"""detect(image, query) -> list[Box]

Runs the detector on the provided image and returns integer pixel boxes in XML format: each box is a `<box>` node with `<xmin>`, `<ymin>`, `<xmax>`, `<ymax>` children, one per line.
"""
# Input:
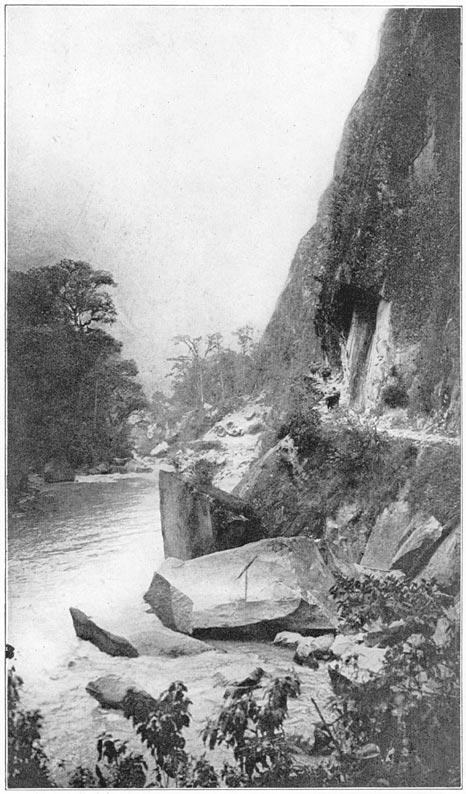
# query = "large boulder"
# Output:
<box><xmin>159</xmin><ymin>470</ymin><xmax>216</xmax><ymax>559</ymax></box>
<box><xmin>70</xmin><ymin>608</ymin><xmax>139</xmax><ymax>658</ymax></box>
<box><xmin>144</xmin><ymin>537</ymin><xmax>337</xmax><ymax>637</ymax></box>
<box><xmin>415</xmin><ymin>525</ymin><xmax>460</xmax><ymax>592</ymax></box>
<box><xmin>159</xmin><ymin>470</ymin><xmax>263</xmax><ymax>560</ymax></box>
<box><xmin>43</xmin><ymin>460</ymin><xmax>75</xmax><ymax>483</ymax></box>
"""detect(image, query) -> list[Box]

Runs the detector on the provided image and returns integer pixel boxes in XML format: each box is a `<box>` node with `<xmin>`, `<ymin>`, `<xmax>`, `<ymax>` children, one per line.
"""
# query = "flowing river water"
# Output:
<box><xmin>8</xmin><ymin>472</ymin><xmax>332</xmax><ymax>783</ymax></box>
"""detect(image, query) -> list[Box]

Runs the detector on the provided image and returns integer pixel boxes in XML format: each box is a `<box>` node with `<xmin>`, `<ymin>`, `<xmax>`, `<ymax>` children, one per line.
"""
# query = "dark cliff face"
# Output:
<box><xmin>259</xmin><ymin>9</ymin><xmax>460</xmax><ymax>427</ymax></box>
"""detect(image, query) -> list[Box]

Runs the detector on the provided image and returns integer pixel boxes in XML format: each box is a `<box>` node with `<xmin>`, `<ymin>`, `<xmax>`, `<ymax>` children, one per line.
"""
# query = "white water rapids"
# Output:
<box><xmin>8</xmin><ymin>472</ymin><xmax>331</xmax><ymax>784</ymax></box>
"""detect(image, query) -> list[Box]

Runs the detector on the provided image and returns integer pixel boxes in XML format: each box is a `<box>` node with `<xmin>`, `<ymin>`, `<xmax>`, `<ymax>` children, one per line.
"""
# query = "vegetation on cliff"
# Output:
<box><xmin>259</xmin><ymin>9</ymin><xmax>460</xmax><ymax>426</ymax></box>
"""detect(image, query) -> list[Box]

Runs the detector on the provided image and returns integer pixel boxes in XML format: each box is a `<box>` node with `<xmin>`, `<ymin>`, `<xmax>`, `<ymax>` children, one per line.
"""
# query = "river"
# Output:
<box><xmin>8</xmin><ymin>472</ymin><xmax>332</xmax><ymax>783</ymax></box>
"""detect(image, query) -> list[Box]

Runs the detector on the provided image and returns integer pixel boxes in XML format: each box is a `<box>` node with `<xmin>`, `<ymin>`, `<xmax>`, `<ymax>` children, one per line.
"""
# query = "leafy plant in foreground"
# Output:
<box><xmin>202</xmin><ymin>671</ymin><xmax>306</xmax><ymax>786</ymax></box>
<box><xmin>8</xmin><ymin>667</ymin><xmax>54</xmax><ymax>788</ymax></box>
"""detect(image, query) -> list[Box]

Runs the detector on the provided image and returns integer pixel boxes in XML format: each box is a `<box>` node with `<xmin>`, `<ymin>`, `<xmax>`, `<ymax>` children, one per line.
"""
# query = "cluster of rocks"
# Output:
<box><xmin>68</xmin><ymin>428</ymin><xmax>458</xmax><ymax>747</ymax></box>
<box><xmin>82</xmin><ymin>458</ymin><xmax>153</xmax><ymax>476</ymax></box>
<box><xmin>42</xmin><ymin>456</ymin><xmax>154</xmax><ymax>483</ymax></box>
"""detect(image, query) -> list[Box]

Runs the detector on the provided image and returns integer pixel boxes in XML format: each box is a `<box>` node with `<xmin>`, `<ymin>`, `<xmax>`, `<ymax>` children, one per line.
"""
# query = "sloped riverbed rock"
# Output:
<box><xmin>361</xmin><ymin>504</ymin><xmax>445</xmax><ymax>574</ymax></box>
<box><xmin>70</xmin><ymin>608</ymin><xmax>139</xmax><ymax>658</ymax></box>
<box><xmin>391</xmin><ymin>513</ymin><xmax>443</xmax><ymax>575</ymax></box>
<box><xmin>86</xmin><ymin>675</ymin><xmax>152</xmax><ymax>710</ymax></box>
<box><xmin>144</xmin><ymin>537</ymin><xmax>337</xmax><ymax>637</ymax></box>
<box><xmin>360</xmin><ymin>500</ymin><xmax>412</xmax><ymax>570</ymax></box>
<box><xmin>415</xmin><ymin>524</ymin><xmax>460</xmax><ymax>592</ymax></box>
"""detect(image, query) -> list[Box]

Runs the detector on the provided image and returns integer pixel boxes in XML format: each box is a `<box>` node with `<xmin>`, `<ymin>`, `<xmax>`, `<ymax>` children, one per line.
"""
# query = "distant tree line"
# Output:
<box><xmin>166</xmin><ymin>325</ymin><xmax>258</xmax><ymax>410</ymax></box>
<box><xmin>8</xmin><ymin>260</ymin><xmax>146</xmax><ymax>497</ymax></box>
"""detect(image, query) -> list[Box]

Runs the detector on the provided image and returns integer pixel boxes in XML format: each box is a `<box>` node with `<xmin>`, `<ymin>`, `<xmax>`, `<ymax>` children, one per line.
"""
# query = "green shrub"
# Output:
<box><xmin>191</xmin><ymin>458</ymin><xmax>216</xmax><ymax>489</ymax></box>
<box><xmin>248</xmin><ymin>421</ymin><xmax>265</xmax><ymax>434</ymax></box>
<box><xmin>8</xmin><ymin>667</ymin><xmax>54</xmax><ymax>788</ymax></box>
<box><xmin>311</xmin><ymin>575</ymin><xmax>461</xmax><ymax>787</ymax></box>
<box><xmin>194</xmin><ymin>439</ymin><xmax>224</xmax><ymax>452</ymax></box>
<box><xmin>380</xmin><ymin>382</ymin><xmax>409</xmax><ymax>408</ymax></box>
<box><xmin>276</xmin><ymin>405</ymin><xmax>322</xmax><ymax>457</ymax></box>
<box><xmin>408</xmin><ymin>444</ymin><xmax>461</xmax><ymax>526</ymax></box>
<box><xmin>330</xmin><ymin>571</ymin><xmax>451</xmax><ymax>632</ymax></box>
<box><xmin>202</xmin><ymin>670</ymin><xmax>311</xmax><ymax>787</ymax></box>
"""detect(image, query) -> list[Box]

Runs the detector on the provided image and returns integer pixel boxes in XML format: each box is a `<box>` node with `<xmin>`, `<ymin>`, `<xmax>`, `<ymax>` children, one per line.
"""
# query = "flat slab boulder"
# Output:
<box><xmin>144</xmin><ymin>537</ymin><xmax>337</xmax><ymax>636</ymax></box>
<box><xmin>70</xmin><ymin>608</ymin><xmax>139</xmax><ymax>658</ymax></box>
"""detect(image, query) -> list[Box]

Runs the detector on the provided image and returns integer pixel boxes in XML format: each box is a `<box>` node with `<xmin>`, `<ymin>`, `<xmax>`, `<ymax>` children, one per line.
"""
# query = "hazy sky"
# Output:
<box><xmin>7</xmin><ymin>6</ymin><xmax>386</xmax><ymax>392</ymax></box>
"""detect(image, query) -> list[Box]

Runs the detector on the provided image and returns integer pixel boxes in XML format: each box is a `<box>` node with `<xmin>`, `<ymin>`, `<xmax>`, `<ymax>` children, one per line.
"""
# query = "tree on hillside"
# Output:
<box><xmin>8</xmin><ymin>261</ymin><xmax>145</xmax><ymax>496</ymax></box>
<box><xmin>233</xmin><ymin>324</ymin><xmax>256</xmax><ymax>357</ymax></box>
<box><xmin>167</xmin><ymin>334</ymin><xmax>220</xmax><ymax>408</ymax></box>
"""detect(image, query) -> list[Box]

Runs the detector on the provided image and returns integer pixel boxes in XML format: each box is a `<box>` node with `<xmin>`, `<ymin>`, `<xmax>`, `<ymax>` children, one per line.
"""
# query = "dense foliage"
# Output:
<box><xmin>8</xmin><ymin>667</ymin><xmax>54</xmax><ymax>788</ymax></box>
<box><xmin>247</xmin><ymin>396</ymin><xmax>418</xmax><ymax>542</ymax></box>
<box><xmin>66</xmin><ymin>673</ymin><xmax>305</xmax><ymax>788</ymax></box>
<box><xmin>8</xmin><ymin>260</ymin><xmax>146</xmax><ymax>497</ymax></box>
<box><xmin>311</xmin><ymin>573</ymin><xmax>461</xmax><ymax>787</ymax></box>
<box><xmin>9</xmin><ymin>571</ymin><xmax>461</xmax><ymax>790</ymax></box>
<box><xmin>330</xmin><ymin>571</ymin><xmax>450</xmax><ymax>632</ymax></box>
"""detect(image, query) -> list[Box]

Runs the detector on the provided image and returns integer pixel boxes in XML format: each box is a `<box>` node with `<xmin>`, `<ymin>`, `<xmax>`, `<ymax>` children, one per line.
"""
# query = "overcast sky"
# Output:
<box><xmin>7</xmin><ymin>6</ymin><xmax>387</xmax><ymax>392</ymax></box>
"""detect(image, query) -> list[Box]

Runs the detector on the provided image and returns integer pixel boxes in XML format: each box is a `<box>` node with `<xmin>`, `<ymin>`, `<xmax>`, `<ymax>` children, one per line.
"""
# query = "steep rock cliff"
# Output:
<box><xmin>237</xmin><ymin>9</ymin><xmax>460</xmax><ymax>590</ymax></box>
<box><xmin>259</xmin><ymin>9</ymin><xmax>460</xmax><ymax>430</ymax></box>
